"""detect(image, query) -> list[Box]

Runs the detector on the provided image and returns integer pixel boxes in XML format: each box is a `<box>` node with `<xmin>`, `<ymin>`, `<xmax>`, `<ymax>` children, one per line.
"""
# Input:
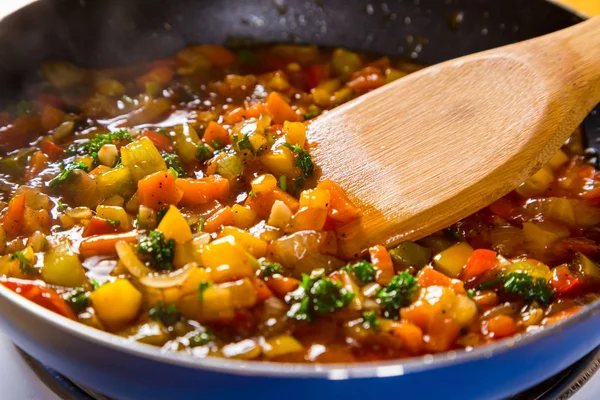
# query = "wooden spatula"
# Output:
<box><xmin>308</xmin><ymin>16</ymin><xmax>600</xmax><ymax>258</ymax></box>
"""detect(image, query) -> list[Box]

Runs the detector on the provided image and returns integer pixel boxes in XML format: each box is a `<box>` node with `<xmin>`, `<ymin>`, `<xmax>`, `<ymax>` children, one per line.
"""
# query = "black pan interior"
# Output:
<box><xmin>0</xmin><ymin>0</ymin><xmax>596</xmax><ymax>148</ymax></box>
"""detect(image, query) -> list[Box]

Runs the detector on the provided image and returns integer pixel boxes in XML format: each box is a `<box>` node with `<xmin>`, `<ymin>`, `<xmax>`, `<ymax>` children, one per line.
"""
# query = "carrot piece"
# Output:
<box><xmin>266</xmin><ymin>92</ymin><xmax>300</xmax><ymax>124</ymax></box>
<box><xmin>462</xmin><ymin>249</ymin><xmax>498</xmax><ymax>281</ymax></box>
<box><xmin>4</xmin><ymin>193</ymin><xmax>26</xmax><ymax>236</ymax></box>
<box><xmin>89</xmin><ymin>165</ymin><xmax>111</xmax><ymax>176</ymax></box>
<box><xmin>254</xmin><ymin>279</ymin><xmax>273</xmax><ymax>302</ymax></box>
<box><xmin>388</xmin><ymin>321</ymin><xmax>423</xmax><ymax>354</ymax></box>
<box><xmin>202</xmin><ymin>121</ymin><xmax>231</xmax><ymax>147</ymax></box>
<box><xmin>79</xmin><ymin>231</ymin><xmax>138</xmax><ymax>258</ymax></box>
<box><xmin>39</xmin><ymin>140</ymin><xmax>64</xmax><ymax>161</ymax></box>
<box><xmin>204</xmin><ymin>206</ymin><xmax>235</xmax><ymax>233</ymax></box>
<box><xmin>417</xmin><ymin>266</ymin><xmax>465</xmax><ymax>294</ymax></box>
<box><xmin>1</xmin><ymin>278</ymin><xmax>76</xmax><ymax>320</ymax></box>
<box><xmin>176</xmin><ymin>176</ymin><xmax>230</xmax><ymax>206</ymax></box>
<box><xmin>138</xmin><ymin>130</ymin><xmax>172</xmax><ymax>152</ymax></box>
<box><xmin>488</xmin><ymin>197</ymin><xmax>514</xmax><ymax>219</ymax></box>
<box><xmin>136</xmin><ymin>66</ymin><xmax>174</xmax><ymax>88</ymax></box>
<box><xmin>25</xmin><ymin>151</ymin><xmax>49</xmax><ymax>180</ymax></box>
<box><xmin>198</xmin><ymin>45</ymin><xmax>236</xmax><ymax>68</ymax></box>
<box><xmin>82</xmin><ymin>217</ymin><xmax>120</xmax><ymax>237</ymax></box>
<box><xmin>40</xmin><ymin>104</ymin><xmax>65</xmax><ymax>131</ymax></box>
<box><xmin>265</xmin><ymin>276</ymin><xmax>300</xmax><ymax>298</ymax></box>
<box><xmin>245</xmin><ymin>103</ymin><xmax>267</xmax><ymax>119</ymax></box>
<box><xmin>543</xmin><ymin>307</ymin><xmax>581</xmax><ymax>326</ymax></box>
<box><xmin>223</xmin><ymin>107</ymin><xmax>246</xmax><ymax>125</ymax></box>
<box><xmin>138</xmin><ymin>171</ymin><xmax>183</xmax><ymax>211</ymax></box>
<box><xmin>245</xmin><ymin>188</ymin><xmax>300</xmax><ymax>219</ymax></box>
<box><xmin>551</xmin><ymin>265</ymin><xmax>582</xmax><ymax>295</ymax></box>
<box><xmin>369</xmin><ymin>245</ymin><xmax>395</xmax><ymax>285</ymax></box>
<box><xmin>316</xmin><ymin>179</ymin><xmax>361</xmax><ymax>223</ymax></box>
<box><xmin>482</xmin><ymin>315</ymin><xmax>518</xmax><ymax>339</ymax></box>
<box><xmin>426</xmin><ymin>318</ymin><xmax>461</xmax><ymax>352</ymax></box>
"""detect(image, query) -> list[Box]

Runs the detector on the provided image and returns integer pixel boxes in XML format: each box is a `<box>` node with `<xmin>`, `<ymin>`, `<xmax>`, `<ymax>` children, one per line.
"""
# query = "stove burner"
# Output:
<box><xmin>16</xmin><ymin>346</ymin><xmax>600</xmax><ymax>400</ymax></box>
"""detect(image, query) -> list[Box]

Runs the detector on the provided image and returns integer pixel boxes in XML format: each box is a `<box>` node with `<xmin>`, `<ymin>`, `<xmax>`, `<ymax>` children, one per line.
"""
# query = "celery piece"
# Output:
<box><xmin>171</xmin><ymin>124</ymin><xmax>201</xmax><ymax>164</ymax></box>
<box><xmin>389</xmin><ymin>241</ymin><xmax>432</xmax><ymax>270</ymax></box>
<box><xmin>121</xmin><ymin>137</ymin><xmax>167</xmax><ymax>181</ymax></box>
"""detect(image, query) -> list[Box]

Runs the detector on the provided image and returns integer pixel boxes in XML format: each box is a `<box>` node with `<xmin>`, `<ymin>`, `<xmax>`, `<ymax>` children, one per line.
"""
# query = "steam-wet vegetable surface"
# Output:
<box><xmin>1</xmin><ymin>44</ymin><xmax>600</xmax><ymax>363</ymax></box>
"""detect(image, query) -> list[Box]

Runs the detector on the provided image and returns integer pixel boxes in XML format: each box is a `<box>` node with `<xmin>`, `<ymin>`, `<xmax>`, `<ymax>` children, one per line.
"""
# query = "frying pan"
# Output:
<box><xmin>0</xmin><ymin>1</ymin><xmax>598</xmax><ymax>399</ymax></box>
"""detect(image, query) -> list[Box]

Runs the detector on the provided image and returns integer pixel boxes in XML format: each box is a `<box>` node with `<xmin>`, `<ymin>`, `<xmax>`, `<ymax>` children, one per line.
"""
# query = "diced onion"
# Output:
<box><xmin>139</xmin><ymin>262</ymin><xmax>197</xmax><ymax>288</ymax></box>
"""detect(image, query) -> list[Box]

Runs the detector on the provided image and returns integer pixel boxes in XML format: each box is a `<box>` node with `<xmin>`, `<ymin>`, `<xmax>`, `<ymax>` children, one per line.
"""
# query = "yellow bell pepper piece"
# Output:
<box><xmin>201</xmin><ymin>236</ymin><xmax>253</xmax><ymax>283</ymax></box>
<box><xmin>231</xmin><ymin>204</ymin><xmax>257</xmax><ymax>229</ymax></box>
<box><xmin>219</xmin><ymin>227</ymin><xmax>268</xmax><ymax>258</ymax></box>
<box><xmin>90</xmin><ymin>279</ymin><xmax>142</xmax><ymax>330</ymax></box>
<box><xmin>157</xmin><ymin>205</ymin><xmax>192</xmax><ymax>243</ymax></box>
<box><xmin>433</xmin><ymin>242</ymin><xmax>474</xmax><ymax>278</ymax></box>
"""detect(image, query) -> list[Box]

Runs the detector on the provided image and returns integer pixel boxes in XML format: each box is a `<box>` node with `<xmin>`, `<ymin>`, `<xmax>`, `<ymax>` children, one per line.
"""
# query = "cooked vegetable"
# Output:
<box><xmin>377</xmin><ymin>272</ymin><xmax>419</xmax><ymax>319</ymax></box>
<box><xmin>137</xmin><ymin>230</ymin><xmax>176</xmax><ymax>272</ymax></box>
<box><xmin>1</xmin><ymin>43</ymin><xmax>599</xmax><ymax>363</ymax></box>
<box><xmin>285</xmin><ymin>272</ymin><xmax>355</xmax><ymax>321</ymax></box>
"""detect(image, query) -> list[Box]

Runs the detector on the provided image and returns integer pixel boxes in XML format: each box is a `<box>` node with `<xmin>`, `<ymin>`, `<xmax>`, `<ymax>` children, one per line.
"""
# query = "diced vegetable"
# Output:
<box><xmin>96</xmin><ymin>205</ymin><xmax>131</xmax><ymax>230</ymax></box>
<box><xmin>201</xmin><ymin>237</ymin><xmax>253</xmax><ymax>283</ymax></box>
<box><xmin>138</xmin><ymin>171</ymin><xmax>183</xmax><ymax>211</ymax></box>
<box><xmin>170</xmin><ymin>124</ymin><xmax>202</xmax><ymax>164</ymax></box>
<box><xmin>42</xmin><ymin>242</ymin><xmax>86</xmax><ymax>287</ymax></box>
<box><xmin>389</xmin><ymin>241</ymin><xmax>431</xmax><ymax>269</ymax></box>
<box><xmin>90</xmin><ymin>279</ymin><xmax>142</xmax><ymax>330</ymax></box>
<box><xmin>433</xmin><ymin>242</ymin><xmax>474</xmax><ymax>278</ymax></box>
<box><xmin>262</xmin><ymin>335</ymin><xmax>304</xmax><ymax>358</ymax></box>
<box><xmin>219</xmin><ymin>227</ymin><xmax>267</xmax><ymax>258</ymax></box>
<box><xmin>176</xmin><ymin>176</ymin><xmax>230</xmax><ymax>206</ymax></box>
<box><xmin>156</xmin><ymin>205</ymin><xmax>192</xmax><ymax>244</ymax></box>
<box><xmin>462</xmin><ymin>249</ymin><xmax>498</xmax><ymax>281</ymax></box>
<box><xmin>121</xmin><ymin>137</ymin><xmax>167</xmax><ymax>181</ymax></box>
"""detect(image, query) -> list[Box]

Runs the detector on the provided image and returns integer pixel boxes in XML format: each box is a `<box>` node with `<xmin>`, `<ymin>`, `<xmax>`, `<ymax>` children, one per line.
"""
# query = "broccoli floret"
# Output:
<box><xmin>377</xmin><ymin>272</ymin><xmax>419</xmax><ymax>319</ymax></box>
<box><xmin>63</xmin><ymin>288</ymin><xmax>90</xmax><ymax>314</ymax></box>
<box><xmin>162</xmin><ymin>152</ymin><xmax>187</xmax><ymax>178</ymax></box>
<box><xmin>260</xmin><ymin>261</ymin><xmax>284</xmax><ymax>277</ymax></box>
<box><xmin>149</xmin><ymin>301</ymin><xmax>180</xmax><ymax>326</ymax></box>
<box><xmin>137</xmin><ymin>230</ymin><xmax>176</xmax><ymax>271</ymax></box>
<box><xmin>48</xmin><ymin>161</ymin><xmax>89</xmax><ymax>188</ymax></box>
<box><xmin>283</xmin><ymin>143</ymin><xmax>314</xmax><ymax>179</ymax></box>
<box><xmin>502</xmin><ymin>272</ymin><xmax>554</xmax><ymax>304</ymax></box>
<box><xmin>286</xmin><ymin>272</ymin><xmax>355</xmax><ymax>322</ymax></box>
<box><xmin>343</xmin><ymin>260</ymin><xmax>377</xmax><ymax>284</ymax></box>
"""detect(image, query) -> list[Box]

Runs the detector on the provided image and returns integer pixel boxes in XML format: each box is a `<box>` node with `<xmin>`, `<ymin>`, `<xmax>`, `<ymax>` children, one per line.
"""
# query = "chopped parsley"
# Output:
<box><xmin>10</xmin><ymin>251</ymin><xmax>35</xmax><ymax>274</ymax></box>
<box><xmin>212</xmin><ymin>139</ymin><xmax>223</xmax><ymax>150</ymax></box>
<box><xmin>136</xmin><ymin>230</ymin><xmax>176</xmax><ymax>271</ymax></box>
<box><xmin>377</xmin><ymin>272</ymin><xmax>419</xmax><ymax>320</ymax></box>
<box><xmin>149</xmin><ymin>302</ymin><xmax>180</xmax><ymax>326</ymax></box>
<box><xmin>260</xmin><ymin>261</ymin><xmax>284</xmax><ymax>277</ymax></box>
<box><xmin>48</xmin><ymin>161</ymin><xmax>89</xmax><ymax>188</ymax></box>
<box><xmin>278</xmin><ymin>175</ymin><xmax>287</xmax><ymax>192</ymax></box>
<box><xmin>156</xmin><ymin>207</ymin><xmax>168</xmax><ymax>224</ymax></box>
<box><xmin>91</xmin><ymin>279</ymin><xmax>102</xmax><ymax>289</ymax></box>
<box><xmin>63</xmin><ymin>288</ymin><xmax>90</xmax><ymax>314</ymax></box>
<box><xmin>283</xmin><ymin>143</ymin><xmax>315</xmax><ymax>179</ymax></box>
<box><xmin>502</xmin><ymin>272</ymin><xmax>554</xmax><ymax>304</ymax></box>
<box><xmin>188</xmin><ymin>330</ymin><xmax>215</xmax><ymax>347</ymax></box>
<box><xmin>106</xmin><ymin>219</ymin><xmax>120</xmax><ymax>226</ymax></box>
<box><xmin>286</xmin><ymin>272</ymin><xmax>355</xmax><ymax>322</ymax></box>
<box><xmin>235</xmin><ymin>133</ymin><xmax>253</xmax><ymax>152</ymax></box>
<box><xmin>343</xmin><ymin>260</ymin><xmax>377</xmax><ymax>284</ymax></box>
<box><xmin>56</xmin><ymin>200</ymin><xmax>65</xmax><ymax>211</ymax></box>
<box><xmin>198</xmin><ymin>281</ymin><xmax>212</xmax><ymax>302</ymax></box>
<box><xmin>362</xmin><ymin>311</ymin><xmax>380</xmax><ymax>331</ymax></box>
<box><xmin>67</xmin><ymin>129</ymin><xmax>132</xmax><ymax>160</ymax></box>
<box><xmin>162</xmin><ymin>152</ymin><xmax>187</xmax><ymax>178</ymax></box>
<box><xmin>196</xmin><ymin>143</ymin><xmax>212</xmax><ymax>162</ymax></box>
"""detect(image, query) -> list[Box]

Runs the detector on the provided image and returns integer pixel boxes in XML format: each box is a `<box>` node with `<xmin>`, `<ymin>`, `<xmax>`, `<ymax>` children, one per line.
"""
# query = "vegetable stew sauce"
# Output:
<box><xmin>1</xmin><ymin>44</ymin><xmax>600</xmax><ymax>363</ymax></box>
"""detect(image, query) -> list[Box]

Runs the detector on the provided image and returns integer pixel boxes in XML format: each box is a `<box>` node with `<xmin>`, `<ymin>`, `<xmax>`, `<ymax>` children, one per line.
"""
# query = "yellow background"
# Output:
<box><xmin>555</xmin><ymin>0</ymin><xmax>600</xmax><ymax>16</ymax></box>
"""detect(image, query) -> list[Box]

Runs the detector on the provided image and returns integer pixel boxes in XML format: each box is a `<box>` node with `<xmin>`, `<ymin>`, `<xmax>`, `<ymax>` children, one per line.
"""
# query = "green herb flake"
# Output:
<box><xmin>137</xmin><ymin>230</ymin><xmax>176</xmax><ymax>272</ymax></box>
<box><xmin>502</xmin><ymin>272</ymin><xmax>554</xmax><ymax>304</ymax></box>
<box><xmin>67</xmin><ymin>129</ymin><xmax>132</xmax><ymax>161</ymax></box>
<box><xmin>48</xmin><ymin>161</ymin><xmax>89</xmax><ymax>188</ymax></box>
<box><xmin>198</xmin><ymin>281</ymin><xmax>213</xmax><ymax>302</ymax></box>
<box><xmin>377</xmin><ymin>272</ymin><xmax>419</xmax><ymax>320</ymax></box>
<box><xmin>283</xmin><ymin>143</ymin><xmax>315</xmax><ymax>179</ymax></box>
<box><xmin>106</xmin><ymin>219</ymin><xmax>120</xmax><ymax>226</ymax></box>
<box><xmin>188</xmin><ymin>330</ymin><xmax>215</xmax><ymax>347</ymax></box>
<box><xmin>162</xmin><ymin>152</ymin><xmax>187</xmax><ymax>178</ymax></box>
<box><xmin>63</xmin><ymin>288</ymin><xmax>90</xmax><ymax>314</ymax></box>
<box><xmin>260</xmin><ymin>261</ymin><xmax>284</xmax><ymax>278</ymax></box>
<box><xmin>286</xmin><ymin>272</ymin><xmax>355</xmax><ymax>322</ymax></box>
<box><xmin>196</xmin><ymin>144</ymin><xmax>212</xmax><ymax>162</ymax></box>
<box><xmin>343</xmin><ymin>260</ymin><xmax>377</xmax><ymax>284</ymax></box>
<box><xmin>149</xmin><ymin>301</ymin><xmax>180</xmax><ymax>326</ymax></box>
<box><xmin>362</xmin><ymin>311</ymin><xmax>380</xmax><ymax>331</ymax></box>
<box><xmin>278</xmin><ymin>175</ymin><xmax>287</xmax><ymax>192</ymax></box>
<box><xmin>10</xmin><ymin>251</ymin><xmax>35</xmax><ymax>274</ymax></box>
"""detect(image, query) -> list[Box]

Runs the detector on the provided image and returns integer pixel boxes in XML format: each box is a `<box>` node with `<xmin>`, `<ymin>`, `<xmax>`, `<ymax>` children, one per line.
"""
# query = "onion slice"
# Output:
<box><xmin>139</xmin><ymin>262</ymin><xmax>197</xmax><ymax>288</ymax></box>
